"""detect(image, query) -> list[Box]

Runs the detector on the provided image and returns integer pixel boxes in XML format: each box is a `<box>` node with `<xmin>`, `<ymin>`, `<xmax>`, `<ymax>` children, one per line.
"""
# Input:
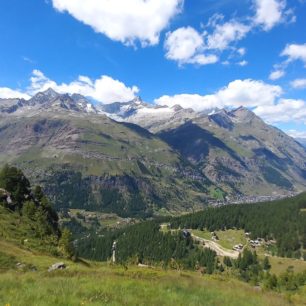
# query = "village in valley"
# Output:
<box><xmin>160</xmin><ymin>223</ymin><xmax>278</xmax><ymax>260</ymax></box>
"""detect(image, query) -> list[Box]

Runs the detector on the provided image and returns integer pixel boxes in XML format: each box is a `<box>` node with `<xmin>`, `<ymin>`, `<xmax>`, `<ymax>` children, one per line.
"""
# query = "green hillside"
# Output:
<box><xmin>0</xmin><ymin>239</ymin><xmax>305</xmax><ymax>306</ymax></box>
<box><xmin>1</xmin><ymin>240</ymin><xmax>306</xmax><ymax>306</ymax></box>
<box><xmin>0</xmin><ymin>167</ymin><xmax>306</xmax><ymax>305</ymax></box>
<box><xmin>0</xmin><ymin>165</ymin><xmax>71</xmax><ymax>257</ymax></box>
<box><xmin>0</xmin><ymin>113</ymin><xmax>213</xmax><ymax>217</ymax></box>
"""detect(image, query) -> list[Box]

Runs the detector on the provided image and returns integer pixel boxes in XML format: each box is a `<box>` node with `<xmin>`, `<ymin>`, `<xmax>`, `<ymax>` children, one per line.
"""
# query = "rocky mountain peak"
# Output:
<box><xmin>229</xmin><ymin>106</ymin><xmax>257</xmax><ymax>123</ymax></box>
<box><xmin>132</xmin><ymin>96</ymin><xmax>143</xmax><ymax>105</ymax></box>
<box><xmin>171</xmin><ymin>104</ymin><xmax>184</xmax><ymax>112</ymax></box>
<box><xmin>230</xmin><ymin>106</ymin><xmax>256</xmax><ymax>121</ymax></box>
<box><xmin>209</xmin><ymin>109</ymin><xmax>233</xmax><ymax>130</ymax></box>
<box><xmin>43</xmin><ymin>88</ymin><xmax>59</xmax><ymax>98</ymax></box>
<box><xmin>27</xmin><ymin>88</ymin><xmax>60</xmax><ymax>106</ymax></box>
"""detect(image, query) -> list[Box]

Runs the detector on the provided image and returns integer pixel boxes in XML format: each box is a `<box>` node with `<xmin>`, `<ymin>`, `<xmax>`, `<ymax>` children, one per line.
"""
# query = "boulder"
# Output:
<box><xmin>48</xmin><ymin>262</ymin><xmax>66</xmax><ymax>272</ymax></box>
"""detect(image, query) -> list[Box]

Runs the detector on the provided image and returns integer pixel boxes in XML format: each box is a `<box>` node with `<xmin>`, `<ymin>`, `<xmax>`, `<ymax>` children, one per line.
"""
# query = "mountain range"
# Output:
<box><xmin>0</xmin><ymin>88</ymin><xmax>305</xmax><ymax>216</ymax></box>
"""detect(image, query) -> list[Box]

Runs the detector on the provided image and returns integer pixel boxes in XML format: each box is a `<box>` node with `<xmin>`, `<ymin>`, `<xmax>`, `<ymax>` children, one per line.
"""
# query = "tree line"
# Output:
<box><xmin>170</xmin><ymin>193</ymin><xmax>306</xmax><ymax>258</ymax></box>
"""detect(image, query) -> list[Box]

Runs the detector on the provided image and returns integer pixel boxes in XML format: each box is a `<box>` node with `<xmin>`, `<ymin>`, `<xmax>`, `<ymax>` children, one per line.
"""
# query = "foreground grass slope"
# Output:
<box><xmin>0</xmin><ymin>240</ymin><xmax>304</xmax><ymax>306</ymax></box>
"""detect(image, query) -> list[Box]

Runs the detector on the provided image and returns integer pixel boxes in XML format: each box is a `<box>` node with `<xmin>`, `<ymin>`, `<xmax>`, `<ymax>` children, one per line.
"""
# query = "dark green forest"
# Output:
<box><xmin>170</xmin><ymin>193</ymin><xmax>306</xmax><ymax>258</ymax></box>
<box><xmin>77</xmin><ymin>221</ymin><xmax>218</xmax><ymax>273</ymax></box>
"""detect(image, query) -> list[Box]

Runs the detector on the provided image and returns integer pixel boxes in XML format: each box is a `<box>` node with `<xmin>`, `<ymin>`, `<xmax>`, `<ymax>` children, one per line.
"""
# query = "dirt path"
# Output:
<box><xmin>191</xmin><ymin>234</ymin><xmax>240</xmax><ymax>259</ymax></box>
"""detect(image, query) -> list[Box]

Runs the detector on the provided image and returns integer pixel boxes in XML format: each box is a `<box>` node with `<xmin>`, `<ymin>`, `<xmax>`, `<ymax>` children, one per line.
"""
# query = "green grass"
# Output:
<box><xmin>214</xmin><ymin>229</ymin><xmax>247</xmax><ymax>249</ymax></box>
<box><xmin>0</xmin><ymin>252</ymin><xmax>17</xmax><ymax>271</ymax></box>
<box><xmin>263</xmin><ymin>256</ymin><xmax>306</xmax><ymax>276</ymax></box>
<box><xmin>0</xmin><ymin>266</ymin><xmax>304</xmax><ymax>306</ymax></box>
<box><xmin>0</xmin><ymin>239</ymin><xmax>305</xmax><ymax>306</ymax></box>
<box><xmin>191</xmin><ymin>229</ymin><xmax>212</xmax><ymax>240</ymax></box>
<box><xmin>191</xmin><ymin>229</ymin><xmax>247</xmax><ymax>250</ymax></box>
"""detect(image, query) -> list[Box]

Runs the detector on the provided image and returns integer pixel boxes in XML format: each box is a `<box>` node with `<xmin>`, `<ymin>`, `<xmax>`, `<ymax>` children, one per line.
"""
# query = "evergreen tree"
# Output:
<box><xmin>263</xmin><ymin>256</ymin><xmax>271</xmax><ymax>270</ymax></box>
<box><xmin>223</xmin><ymin>256</ymin><xmax>232</xmax><ymax>267</ymax></box>
<box><xmin>59</xmin><ymin>228</ymin><xmax>74</xmax><ymax>258</ymax></box>
<box><xmin>0</xmin><ymin>165</ymin><xmax>30</xmax><ymax>209</ymax></box>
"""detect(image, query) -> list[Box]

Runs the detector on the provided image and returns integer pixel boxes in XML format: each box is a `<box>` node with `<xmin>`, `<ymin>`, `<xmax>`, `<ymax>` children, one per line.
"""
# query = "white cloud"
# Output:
<box><xmin>51</xmin><ymin>0</ymin><xmax>183</xmax><ymax>46</ymax></box>
<box><xmin>237</xmin><ymin>48</ymin><xmax>247</xmax><ymax>56</ymax></box>
<box><xmin>155</xmin><ymin>79</ymin><xmax>283</xmax><ymax>111</ymax></box>
<box><xmin>165</xmin><ymin>27</ymin><xmax>203</xmax><ymax>62</ymax></box>
<box><xmin>206</xmin><ymin>21</ymin><xmax>250</xmax><ymax>51</ymax></box>
<box><xmin>0</xmin><ymin>70</ymin><xmax>139</xmax><ymax>104</ymax></box>
<box><xmin>286</xmin><ymin>130</ymin><xmax>306</xmax><ymax>139</ymax></box>
<box><xmin>291</xmin><ymin>78</ymin><xmax>306</xmax><ymax>89</ymax></box>
<box><xmin>164</xmin><ymin>27</ymin><xmax>218</xmax><ymax>65</ymax></box>
<box><xmin>163</xmin><ymin>0</ymin><xmax>294</xmax><ymax>66</ymax></box>
<box><xmin>238</xmin><ymin>60</ymin><xmax>248</xmax><ymax>66</ymax></box>
<box><xmin>156</xmin><ymin>82</ymin><xmax>306</xmax><ymax>126</ymax></box>
<box><xmin>155</xmin><ymin>94</ymin><xmax>219</xmax><ymax>112</ymax></box>
<box><xmin>28</xmin><ymin>70</ymin><xmax>58</xmax><ymax>95</ymax></box>
<box><xmin>0</xmin><ymin>87</ymin><xmax>30</xmax><ymax>100</ymax></box>
<box><xmin>269</xmin><ymin>69</ymin><xmax>285</xmax><ymax>80</ymax></box>
<box><xmin>281</xmin><ymin>43</ymin><xmax>306</xmax><ymax>66</ymax></box>
<box><xmin>253</xmin><ymin>0</ymin><xmax>287</xmax><ymax>30</ymax></box>
<box><xmin>217</xmin><ymin>79</ymin><xmax>282</xmax><ymax>107</ymax></box>
<box><xmin>254</xmin><ymin>98</ymin><xmax>306</xmax><ymax>124</ymax></box>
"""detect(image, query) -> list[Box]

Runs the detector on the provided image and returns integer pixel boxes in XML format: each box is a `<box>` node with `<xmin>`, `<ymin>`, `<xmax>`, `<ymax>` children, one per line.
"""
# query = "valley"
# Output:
<box><xmin>1</xmin><ymin>89</ymin><xmax>306</xmax><ymax>217</ymax></box>
<box><xmin>0</xmin><ymin>165</ymin><xmax>306</xmax><ymax>305</ymax></box>
<box><xmin>0</xmin><ymin>91</ymin><xmax>306</xmax><ymax>306</ymax></box>
<box><xmin>1</xmin><ymin>1</ymin><xmax>306</xmax><ymax>305</ymax></box>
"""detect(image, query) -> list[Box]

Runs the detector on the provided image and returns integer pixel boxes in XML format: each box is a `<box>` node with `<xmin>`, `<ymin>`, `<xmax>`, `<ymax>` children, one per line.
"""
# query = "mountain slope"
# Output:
<box><xmin>1</xmin><ymin>89</ymin><xmax>306</xmax><ymax>207</ymax></box>
<box><xmin>158</xmin><ymin>107</ymin><xmax>306</xmax><ymax>195</ymax></box>
<box><xmin>102</xmin><ymin>99</ymin><xmax>306</xmax><ymax>195</ymax></box>
<box><xmin>0</xmin><ymin>91</ymin><xmax>213</xmax><ymax>216</ymax></box>
<box><xmin>296</xmin><ymin>138</ymin><xmax>306</xmax><ymax>149</ymax></box>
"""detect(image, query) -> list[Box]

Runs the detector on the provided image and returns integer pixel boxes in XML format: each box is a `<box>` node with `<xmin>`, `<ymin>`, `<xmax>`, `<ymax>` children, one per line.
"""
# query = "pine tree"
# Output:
<box><xmin>59</xmin><ymin>228</ymin><xmax>74</xmax><ymax>258</ymax></box>
<box><xmin>263</xmin><ymin>256</ymin><xmax>271</xmax><ymax>270</ymax></box>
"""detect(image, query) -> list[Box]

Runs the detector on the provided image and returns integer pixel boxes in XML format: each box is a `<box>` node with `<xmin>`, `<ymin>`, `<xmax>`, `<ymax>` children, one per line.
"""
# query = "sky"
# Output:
<box><xmin>0</xmin><ymin>0</ymin><xmax>306</xmax><ymax>138</ymax></box>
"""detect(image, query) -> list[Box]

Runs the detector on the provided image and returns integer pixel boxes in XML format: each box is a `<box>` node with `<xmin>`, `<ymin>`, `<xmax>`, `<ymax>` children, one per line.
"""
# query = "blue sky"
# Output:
<box><xmin>0</xmin><ymin>0</ymin><xmax>305</xmax><ymax>137</ymax></box>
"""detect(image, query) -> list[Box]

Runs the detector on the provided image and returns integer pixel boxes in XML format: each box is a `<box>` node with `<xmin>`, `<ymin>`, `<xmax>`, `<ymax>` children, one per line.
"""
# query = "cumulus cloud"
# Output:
<box><xmin>156</xmin><ymin>80</ymin><xmax>306</xmax><ymax>125</ymax></box>
<box><xmin>237</xmin><ymin>48</ymin><xmax>247</xmax><ymax>56</ymax></box>
<box><xmin>215</xmin><ymin>79</ymin><xmax>282</xmax><ymax>107</ymax></box>
<box><xmin>254</xmin><ymin>98</ymin><xmax>306</xmax><ymax>124</ymax></box>
<box><xmin>287</xmin><ymin>130</ymin><xmax>306</xmax><ymax>139</ymax></box>
<box><xmin>163</xmin><ymin>0</ymin><xmax>295</xmax><ymax>66</ymax></box>
<box><xmin>281</xmin><ymin>43</ymin><xmax>306</xmax><ymax>66</ymax></box>
<box><xmin>155</xmin><ymin>94</ymin><xmax>219</xmax><ymax>112</ymax></box>
<box><xmin>268</xmin><ymin>43</ymin><xmax>306</xmax><ymax>80</ymax></box>
<box><xmin>155</xmin><ymin>79</ymin><xmax>283</xmax><ymax>111</ymax></box>
<box><xmin>206</xmin><ymin>20</ymin><xmax>250</xmax><ymax>51</ymax></box>
<box><xmin>51</xmin><ymin>0</ymin><xmax>183</xmax><ymax>46</ymax></box>
<box><xmin>291</xmin><ymin>78</ymin><xmax>306</xmax><ymax>89</ymax></box>
<box><xmin>0</xmin><ymin>70</ymin><xmax>139</xmax><ymax>104</ymax></box>
<box><xmin>0</xmin><ymin>87</ymin><xmax>30</xmax><ymax>100</ymax></box>
<box><xmin>253</xmin><ymin>0</ymin><xmax>288</xmax><ymax>30</ymax></box>
<box><xmin>164</xmin><ymin>27</ymin><xmax>218</xmax><ymax>65</ymax></box>
<box><xmin>269</xmin><ymin>69</ymin><xmax>285</xmax><ymax>80</ymax></box>
<box><xmin>164</xmin><ymin>20</ymin><xmax>250</xmax><ymax>66</ymax></box>
<box><xmin>238</xmin><ymin>60</ymin><xmax>248</xmax><ymax>66</ymax></box>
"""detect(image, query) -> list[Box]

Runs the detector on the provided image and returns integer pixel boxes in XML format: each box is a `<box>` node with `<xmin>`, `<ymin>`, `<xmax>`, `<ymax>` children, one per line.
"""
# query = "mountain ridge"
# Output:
<box><xmin>0</xmin><ymin>89</ymin><xmax>305</xmax><ymax>214</ymax></box>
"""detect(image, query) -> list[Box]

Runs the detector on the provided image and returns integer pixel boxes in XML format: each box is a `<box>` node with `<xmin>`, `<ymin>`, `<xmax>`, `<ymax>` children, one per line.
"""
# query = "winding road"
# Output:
<box><xmin>191</xmin><ymin>234</ymin><xmax>240</xmax><ymax>259</ymax></box>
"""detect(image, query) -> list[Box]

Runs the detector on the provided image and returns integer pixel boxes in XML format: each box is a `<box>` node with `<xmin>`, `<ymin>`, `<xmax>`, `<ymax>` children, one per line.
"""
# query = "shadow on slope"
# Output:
<box><xmin>158</xmin><ymin>122</ymin><xmax>246</xmax><ymax>167</ymax></box>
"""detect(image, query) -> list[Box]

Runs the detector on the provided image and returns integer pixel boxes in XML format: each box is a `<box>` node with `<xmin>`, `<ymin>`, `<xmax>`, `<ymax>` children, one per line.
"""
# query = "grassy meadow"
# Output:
<box><xmin>0</xmin><ymin>239</ymin><xmax>306</xmax><ymax>306</ymax></box>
